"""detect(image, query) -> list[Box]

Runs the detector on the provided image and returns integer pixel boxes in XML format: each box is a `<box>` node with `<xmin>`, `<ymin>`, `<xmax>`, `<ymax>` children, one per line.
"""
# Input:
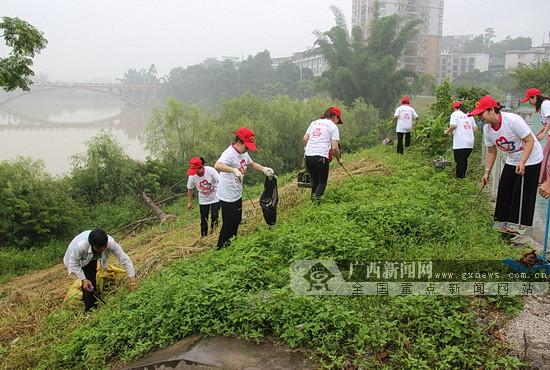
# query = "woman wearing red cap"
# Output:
<box><xmin>521</xmin><ymin>88</ymin><xmax>550</xmax><ymax>142</ymax></box>
<box><xmin>392</xmin><ymin>97</ymin><xmax>419</xmax><ymax>154</ymax></box>
<box><xmin>214</xmin><ymin>127</ymin><xmax>274</xmax><ymax>248</ymax></box>
<box><xmin>444</xmin><ymin>101</ymin><xmax>477</xmax><ymax>178</ymax></box>
<box><xmin>470</xmin><ymin>95</ymin><xmax>543</xmax><ymax>228</ymax></box>
<box><xmin>303</xmin><ymin>106</ymin><xmax>342</xmax><ymax>201</ymax></box>
<box><xmin>520</xmin><ymin>88</ymin><xmax>550</xmax><ymax>198</ymax></box>
<box><xmin>187</xmin><ymin>156</ymin><xmax>220</xmax><ymax>237</ymax></box>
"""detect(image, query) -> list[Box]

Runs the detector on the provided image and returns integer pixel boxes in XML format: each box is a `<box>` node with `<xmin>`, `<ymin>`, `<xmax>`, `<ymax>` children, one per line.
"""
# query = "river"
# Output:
<box><xmin>0</xmin><ymin>88</ymin><xmax>150</xmax><ymax>176</ymax></box>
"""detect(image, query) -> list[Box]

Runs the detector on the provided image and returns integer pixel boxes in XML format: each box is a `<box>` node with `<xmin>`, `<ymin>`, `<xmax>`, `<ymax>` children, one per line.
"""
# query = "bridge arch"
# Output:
<box><xmin>0</xmin><ymin>82</ymin><xmax>159</xmax><ymax>108</ymax></box>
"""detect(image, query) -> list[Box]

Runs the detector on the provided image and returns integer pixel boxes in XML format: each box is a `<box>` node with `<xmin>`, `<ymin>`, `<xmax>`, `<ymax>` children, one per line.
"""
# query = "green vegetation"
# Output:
<box><xmin>3</xmin><ymin>147</ymin><xmax>524</xmax><ymax>369</ymax></box>
<box><xmin>159</xmin><ymin>50</ymin><xmax>317</xmax><ymax>109</ymax></box>
<box><xmin>316</xmin><ymin>7</ymin><xmax>421</xmax><ymax>115</ymax></box>
<box><xmin>462</xmin><ymin>28</ymin><xmax>532</xmax><ymax>59</ymax></box>
<box><xmin>510</xmin><ymin>61</ymin><xmax>550</xmax><ymax>93</ymax></box>
<box><xmin>0</xmin><ymin>158</ymin><xmax>79</xmax><ymax>248</ymax></box>
<box><xmin>0</xmin><ymin>94</ymin><xmax>386</xmax><ymax>282</ymax></box>
<box><xmin>414</xmin><ymin>81</ymin><xmax>488</xmax><ymax>156</ymax></box>
<box><xmin>0</xmin><ymin>242</ymin><xmax>66</xmax><ymax>284</ymax></box>
<box><xmin>0</xmin><ymin>17</ymin><xmax>47</xmax><ymax>91</ymax></box>
<box><xmin>143</xmin><ymin>94</ymin><xmax>384</xmax><ymax>176</ymax></box>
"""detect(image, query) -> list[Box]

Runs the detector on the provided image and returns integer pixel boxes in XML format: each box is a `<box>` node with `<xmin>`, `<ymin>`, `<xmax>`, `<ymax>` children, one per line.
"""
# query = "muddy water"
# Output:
<box><xmin>120</xmin><ymin>335</ymin><xmax>317</xmax><ymax>370</ymax></box>
<box><xmin>0</xmin><ymin>89</ymin><xmax>150</xmax><ymax>176</ymax></box>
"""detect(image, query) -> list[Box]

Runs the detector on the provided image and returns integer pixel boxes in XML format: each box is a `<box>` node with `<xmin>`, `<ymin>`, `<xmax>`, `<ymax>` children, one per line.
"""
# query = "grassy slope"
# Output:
<box><xmin>2</xmin><ymin>146</ymin><xmax>526</xmax><ymax>369</ymax></box>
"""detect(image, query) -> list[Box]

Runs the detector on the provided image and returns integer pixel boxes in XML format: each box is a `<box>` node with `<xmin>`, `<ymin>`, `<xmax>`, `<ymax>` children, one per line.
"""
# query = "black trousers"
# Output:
<box><xmin>495</xmin><ymin>163</ymin><xmax>541</xmax><ymax>226</ymax></box>
<box><xmin>396</xmin><ymin>132</ymin><xmax>411</xmax><ymax>154</ymax></box>
<box><xmin>217</xmin><ymin>198</ymin><xmax>242</xmax><ymax>249</ymax></box>
<box><xmin>199</xmin><ymin>202</ymin><xmax>220</xmax><ymax>237</ymax></box>
<box><xmin>82</xmin><ymin>259</ymin><xmax>98</xmax><ymax>312</ymax></box>
<box><xmin>453</xmin><ymin>148</ymin><xmax>472</xmax><ymax>178</ymax></box>
<box><xmin>305</xmin><ymin>155</ymin><xmax>330</xmax><ymax>199</ymax></box>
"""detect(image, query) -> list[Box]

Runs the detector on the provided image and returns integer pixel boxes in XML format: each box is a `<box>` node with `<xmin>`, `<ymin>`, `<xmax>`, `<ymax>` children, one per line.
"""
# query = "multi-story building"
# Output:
<box><xmin>352</xmin><ymin>0</ymin><xmax>444</xmax><ymax>76</ymax></box>
<box><xmin>291</xmin><ymin>47</ymin><xmax>329</xmax><ymax>77</ymax></box>
<box><xmin>505</xmin><ymin>48</ymin><xmax>546</xmax><ymax>70</ymax></box>
<box><xmin>202</xmin><ymin>56</ymin><xmax>241</xmax><ymax>68</ymax></box>
<box><xmin>439</xmin><ymin>52</ymin><xmax>490</xmax><ymax>81</ymax></box>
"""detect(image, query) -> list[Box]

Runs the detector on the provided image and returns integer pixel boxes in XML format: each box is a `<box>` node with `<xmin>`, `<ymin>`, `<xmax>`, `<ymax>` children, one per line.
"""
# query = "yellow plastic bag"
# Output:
<box><xmin>63</xmin><ymin>263</ymin><xmax>127</xmax><ymax>304</ymax></box>
<box><xmin>63</xmin><ymin>279</ymin><xmax>83</xmax><ymax>304</ymax></box>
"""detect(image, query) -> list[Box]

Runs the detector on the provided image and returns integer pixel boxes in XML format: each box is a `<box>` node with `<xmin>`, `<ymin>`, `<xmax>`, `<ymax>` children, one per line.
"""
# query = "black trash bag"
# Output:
<box><xmin>297</xmin><ymin>170</ymin><xmax>312</xmax><ymax>188</ymax></box>
<box><xmin>260</xmin><ymin>176</ymin><xmax>278</xmax><ymax>226</ymax></box>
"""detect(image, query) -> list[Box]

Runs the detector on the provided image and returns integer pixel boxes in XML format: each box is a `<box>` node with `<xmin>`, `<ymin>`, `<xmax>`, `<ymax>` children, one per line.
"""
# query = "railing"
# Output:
<box><xmin>481</xmin><ymin>144</ymin><xmax>506</xmax><ymax>201</ymax></box>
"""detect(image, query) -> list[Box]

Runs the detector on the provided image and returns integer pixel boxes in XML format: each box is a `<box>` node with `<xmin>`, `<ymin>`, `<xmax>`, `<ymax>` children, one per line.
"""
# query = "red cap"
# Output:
<box><xmin>232</xmin><ymin>127</ymin><xmax>257</xmax><ymax>151</ymax></box>
<box><xmin>187</xmin><ymin>156</ymin><xmax>203</xmax><ymax>176</ymax></box>
<box><xmin>327</xmin><ymin>106</ymin><xmax>343</xmax><ymax>124</ymax></box>
<box><xmin>401</xmin><ymin>97</ymin><xmax>410</xmax><ymax>104</ymax></box>
<box><xmin>451</xmin><ymin>101</ymin><xmax>462</xmax><ymax>109</ymax></box>
<box><xmin>468</xmin><ymin>95</ymin><xmax>498</xmax><ymax>116</ymax></box>
<box><xmin>520</xmin><ymin>88</ymin><xmax>542</xmax><ymax>103</ymax></box>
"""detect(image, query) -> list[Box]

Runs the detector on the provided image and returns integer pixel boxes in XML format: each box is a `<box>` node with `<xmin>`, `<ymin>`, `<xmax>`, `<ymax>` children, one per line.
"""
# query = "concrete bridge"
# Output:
<box><xmin>0</xmin><ymin>81</ymin><xmax>161</xmax><ymax>107</ymax></box>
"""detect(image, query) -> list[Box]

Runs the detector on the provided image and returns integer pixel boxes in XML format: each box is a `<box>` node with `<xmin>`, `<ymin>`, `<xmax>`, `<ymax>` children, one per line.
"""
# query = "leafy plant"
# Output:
<box><xmin>0</xmin><ymin>17</ymin><xmax>47</xmax><ymax>91</ymax></box>
<box><xmin>0</xmin><ymin>158</ymin><xmax>78</xmax><ymax>248</ymax></box>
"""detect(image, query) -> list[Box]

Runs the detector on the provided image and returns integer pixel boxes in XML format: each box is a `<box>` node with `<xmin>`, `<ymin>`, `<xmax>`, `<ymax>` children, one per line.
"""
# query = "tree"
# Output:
<box><xmin>143</xmin><ymin>98</ymin><xmax>220</xmax><ymax>165</ymax></box>
<box><xmin>453</xmin><ymin>70</ymin><xmax>515</xmax><ymax>101</ymax></box>
<box><xmin>0</xmin><ymin>17</ymin><xmax>47</xmax><ymax>91</ymax></box>
<box><xmin>509</xmin><ymin>61</ymin><xmax>550</xmax><ymax>93</ymax></box>
<box><xmin>69</xmin><ymin>131</ymin><xmax>138</xmax><ymax>204</ymax></box>
<box><xmin>462</xmin><ymin>35</ymin><xmax>487</xmax><ymax>54</ymax></box>
<box><xmin>489</xmin><ymin>36</ymin><xmax>531</xmax><ymax>58</ymax></box>
<box><xmin>0</xmin><ymin>158</ymin><xmax>78</xmax><ymax>248</ymax></box>
<box><xmin>409</xmin><ymin>73</ymin><xmax>436</xmax><ymax>96</ymax></box>
<box><xmin>316</xmin><ymin>6</ymin><xmax>420</xmax><ymax>115</ymax></box>
<box><xmin>120</xmin><ymin>65</ymin><xmax>159</xmax><ymax>85</ymax></box>
<box><xmin>238</xmin><ymin>50</ymin><xmax>276</xmax><ymax>93</ymax></box>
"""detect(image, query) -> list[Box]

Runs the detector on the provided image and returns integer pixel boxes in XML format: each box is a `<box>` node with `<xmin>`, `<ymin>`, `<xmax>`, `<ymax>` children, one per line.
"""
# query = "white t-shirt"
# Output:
<box><xmin>304</xmin><ymin>118</ymin><xmax>340</xmax><ymax>158</ymax></box>
<box><xmin>540</xmin><ymin>100</ymin><xmax>550</xmax><ymax>134</ymax></box>
<box><xmin>216</xmin><ymin>145</ymin><xmax>254</xmax><ymax>202</ymax></box>
<box><xmin>187</xmin><ymin>166</ymin><xmax>220</xmax><ymax>205</ymax></box>
<box><xmin>449</xmin><ymin>110</ymin><xmax>476</xmax><ymax>149</ymax></box>
<box><xmin>63</xmin><ymin>230</ymin><xmax>136</xmax><ymax>280</ymax></box>
<box><xmin>394</xmin><ymin>105</ymin><xmax>418</xmax><ymax>133</ymax></box>
<box><xmin>483</xmin><ymin>111</ymin><xmax>543</xmax><ymax>166</ymax></box>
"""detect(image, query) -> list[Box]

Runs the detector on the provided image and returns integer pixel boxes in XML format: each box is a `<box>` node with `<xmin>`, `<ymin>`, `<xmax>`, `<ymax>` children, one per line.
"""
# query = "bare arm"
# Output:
<box><xmin>214</xmin><ymin>162</ymin><xmax>235</xmax><ymax>173</ymax></box>
<box><xmin>249</xmin><ymin>162</ymin><xmax>265</xmax><ymax>173</ymax></box>
<box><xmin>518</xmin><ymin>134</ymin><xmax>535</xmax><ymax>166</ymax></box>
<box><xmin>331</xmin><ymin>140</ymin><xmax>341</xmax><ymax>162</ymax></box>
<box><xmin>445</xmin><ymin>125</ymin><xmax>457</xmax><ymax>135</ymax></box>
<box><xmin>186</xmin><ymin>189</ymin><xmax>193</xmax><ymax>209</ymax></box>
<box><xmin>536</xmin><ymin>118</ymin><xmax>550</xmax><ymax>140</ymax></box>
<box><xmin>482</xmin><ymin>145</ymin><xmax>497</xmax><ymax>185</ymax></box>
<box><xmin>303</xmin><ymin>133</ymin><xmax>309</xmax><ymax>146</ymax></box>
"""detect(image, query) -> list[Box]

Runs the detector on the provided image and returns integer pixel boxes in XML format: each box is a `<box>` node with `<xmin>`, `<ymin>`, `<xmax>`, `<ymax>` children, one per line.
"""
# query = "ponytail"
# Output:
<box><xmin>535</xmin><ymin>95</ymin><xmax>550</xmax><ymax>113</ymax></box>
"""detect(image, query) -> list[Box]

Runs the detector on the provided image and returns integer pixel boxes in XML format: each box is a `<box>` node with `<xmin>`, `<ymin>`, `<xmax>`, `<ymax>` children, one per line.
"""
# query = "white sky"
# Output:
<box><xmin>2</xmin><ymin>0</ymin><xmax>549</xmax><ymax>82</ymax></box>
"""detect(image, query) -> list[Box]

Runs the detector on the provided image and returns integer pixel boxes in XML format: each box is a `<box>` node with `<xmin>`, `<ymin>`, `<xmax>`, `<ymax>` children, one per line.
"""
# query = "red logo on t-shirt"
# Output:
<box><xmin>495</xmin><ymin>136</ymin><xmax>523</xmax><ymax>153</ymax></box>
<box><xmin>239</xmin><ymin>159</ymin><xmax>247</xmax><ymax>174</ymax></box>
<box><xmin>312</xmin><ymin>128</ymin><xmax>322</xmax><ymax>137</ymax></box>
<box><xmin>198</xmin><ymin>179</ymin><xmax>212</xmax><ymax>191</ymax></box>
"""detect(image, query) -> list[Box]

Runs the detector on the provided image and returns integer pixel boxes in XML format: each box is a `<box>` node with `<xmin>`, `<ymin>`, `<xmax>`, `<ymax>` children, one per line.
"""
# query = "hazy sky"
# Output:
<box><xmin>2</xmin><ymin>0</ymin><xmax>549</xmax><ymax>82</ymax></box>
